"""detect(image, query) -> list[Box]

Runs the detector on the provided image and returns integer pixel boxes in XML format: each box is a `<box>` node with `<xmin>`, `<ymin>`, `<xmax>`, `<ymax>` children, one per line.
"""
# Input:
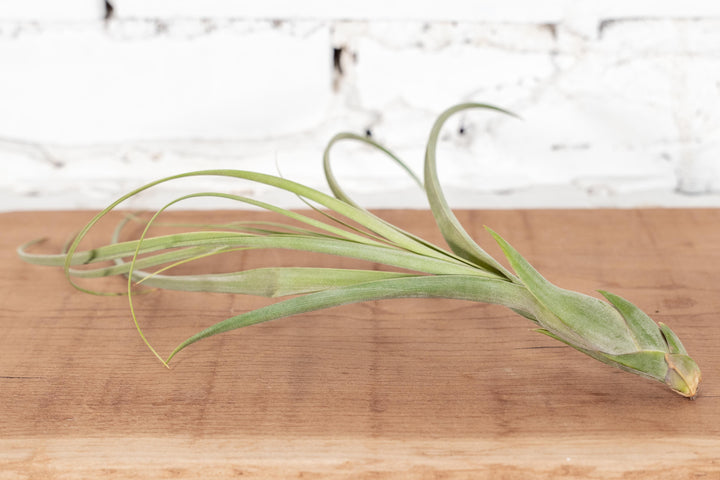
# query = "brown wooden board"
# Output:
<box><xmin>1</xmin><ymin>209</ymin><xmax>719</xmax><ymax>479</ymax></box>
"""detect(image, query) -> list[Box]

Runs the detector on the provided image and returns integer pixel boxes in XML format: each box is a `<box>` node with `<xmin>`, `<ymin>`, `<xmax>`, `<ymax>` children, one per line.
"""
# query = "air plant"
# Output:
<box><xmin>19</xmin><ymin>103</ymin><xmax>701</xmax><ymax>398</ymax></box>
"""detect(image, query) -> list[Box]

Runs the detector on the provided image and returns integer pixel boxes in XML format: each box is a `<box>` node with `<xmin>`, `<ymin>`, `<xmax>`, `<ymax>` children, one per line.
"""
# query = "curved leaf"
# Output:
<box><xmin>424</xmin><ymin>103</ymin><xmax>519</xmax><ymax>279</ymax></box>
<box><xmin>166</xmin><ymin>274</ymin><xmax>538</xmax><ymax>362</ymax></box>
<box><xmin>323</xmin><ymin>132</ymin><xmax>423</xmax><ymax>207</ymax></box>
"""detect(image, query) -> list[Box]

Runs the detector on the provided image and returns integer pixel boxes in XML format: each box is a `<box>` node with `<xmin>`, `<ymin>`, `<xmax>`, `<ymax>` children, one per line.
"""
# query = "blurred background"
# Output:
<box><xmin>2</xmin><ymin>0</ymin><xmax>720</xmax><ymax>211</ymax></box>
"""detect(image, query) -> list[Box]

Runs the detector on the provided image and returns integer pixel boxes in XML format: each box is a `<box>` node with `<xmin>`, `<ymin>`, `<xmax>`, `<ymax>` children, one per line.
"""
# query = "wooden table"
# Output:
<box><xmin>1</xmin><ymin>209</ymin><xmax>719</xmax><ymax>479</ymax></box>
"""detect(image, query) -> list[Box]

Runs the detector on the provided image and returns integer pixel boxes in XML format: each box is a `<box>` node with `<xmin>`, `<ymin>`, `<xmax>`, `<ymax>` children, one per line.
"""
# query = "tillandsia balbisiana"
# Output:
<box><xmin>19</xmin><ymin>103</ymin><xmax>701</xmax><ymax>398</ymax></box>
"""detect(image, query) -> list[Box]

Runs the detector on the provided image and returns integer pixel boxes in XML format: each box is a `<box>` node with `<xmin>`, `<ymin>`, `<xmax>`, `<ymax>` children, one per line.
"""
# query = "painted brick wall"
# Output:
<box><xmin>2</xmin><ymin>1</ymin><xmax>720</xmax><ymax>210</ymax></box>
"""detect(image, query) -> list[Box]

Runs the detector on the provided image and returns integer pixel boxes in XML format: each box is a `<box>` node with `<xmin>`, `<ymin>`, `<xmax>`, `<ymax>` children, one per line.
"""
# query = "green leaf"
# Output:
<box><xmin>537</xmin><ymin>328</ymin><xmax>667</xmax><ymax>381</ymax></box>
<box><xmin>322</xmin><ymin>133</ymin><xmax>481</xmax><ymax>273</ymax></box>
<box><xmin>135</xmin><ymin>267</ymin><xmax>420</xmax><ymax>297</ymax></box>
<box><xmin>166</xmin><ymin>274</ymin><xmax>539</xmax><ymax>363</ymax></box>
<box><xmin>59</xmin><ymin>170</ymin><xmax>482</xmax><ymax>295</ymax></box>
<box><xmin>28</xmin><ymin>232</ymin><xmax>485</xmax><ymax>276</ymax></box>
<box><xmin>424</xmin><ymin>103</ymin><xmax>518</xmax><ymax>279</ymax></box>
<box><xmin>599</xmin><ymin>291</ymin><xmax>667</xmax><ymax>351</ymax></box>
<box><xmin>599</xmin><ymin>351</ymin><xmax>669</xmax><ymax>382</ymax></box>
<box><xmin>659</xmin><ymin>323</ymin><xmax>689</xmax><ymax>355</ymax></box>
<box><xmin>488</xmin><ymin>228</ymin><xmax>637</xmax><ymax>355</ymax></box>
<box><xmin>323</xmin><ymin>132</ymin><xmax>423</xmax><ymax>207</ymax></box>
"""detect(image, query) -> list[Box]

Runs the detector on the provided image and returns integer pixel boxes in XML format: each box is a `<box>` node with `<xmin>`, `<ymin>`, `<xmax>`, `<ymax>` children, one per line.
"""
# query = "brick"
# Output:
<box><xmin>0</xmin><ymin>0</ymin><xmax>102</xmax><ymax>21</ymax></box>
<box><xmin>598</xmin><ymin>18</ymin><xmax>720</xmax><ymax>54</ymax></box>
<box><xmin>352</xmin><ymin>24</ymin><xmax>556</xmax><ymax>111</ymax></box>
<box><xmin>112</xmin><ymin>0</ymin><xmax>720</xmax><ymax>22</ymax></box>
<box><xmin>0</xmin><ymin>21</ymin><xmax>331</xmax><ymax>143</ymax></box>
<box><xmin>111</xmin><ymin>0</ymin><xmax>564</xmax><ymax>22</ymax></box>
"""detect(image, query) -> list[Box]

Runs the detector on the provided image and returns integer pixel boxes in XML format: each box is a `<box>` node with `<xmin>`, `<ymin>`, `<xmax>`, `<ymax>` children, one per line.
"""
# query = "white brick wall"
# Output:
<box><xmin>2</xmin><ymin>1</ymin><xmax>720</xmax><ymax>211</ymax></box>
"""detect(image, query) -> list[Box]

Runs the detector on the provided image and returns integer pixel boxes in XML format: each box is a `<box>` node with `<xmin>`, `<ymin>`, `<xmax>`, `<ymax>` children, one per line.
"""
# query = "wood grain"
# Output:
<box><xmin>1</xmin><ymin>209</ymin><xmax>719</xmax><ymax>479</ymax></box>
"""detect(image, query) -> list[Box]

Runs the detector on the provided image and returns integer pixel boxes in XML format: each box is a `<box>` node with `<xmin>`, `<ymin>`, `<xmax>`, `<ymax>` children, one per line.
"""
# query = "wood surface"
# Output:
<box><xmin>1</xmin><ymin>209</ymin><xmax>719</xmax><ymax>479</ymax></box>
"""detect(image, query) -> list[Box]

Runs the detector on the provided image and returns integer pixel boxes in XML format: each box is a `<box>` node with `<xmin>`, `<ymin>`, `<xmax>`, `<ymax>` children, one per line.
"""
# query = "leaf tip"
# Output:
<box><xmin>483</xmin><ymin>226</ymin><xmax>504</xmax><ymax>245</ymax></box>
